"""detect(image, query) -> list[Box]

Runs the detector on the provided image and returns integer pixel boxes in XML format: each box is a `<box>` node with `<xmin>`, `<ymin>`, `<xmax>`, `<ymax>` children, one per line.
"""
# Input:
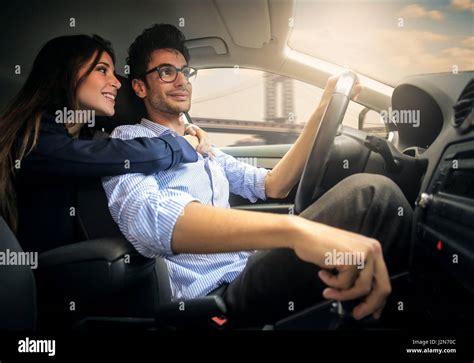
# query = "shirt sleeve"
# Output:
<box><xmin>19</xmin><ymin>118</ymin><xmax>198</xmax><ymax>177</ymax></box>
<box><xmin>213</xmin><ymin>148</ymin><xmax>270</xmax><ymax>202</ymax></box>
<box><xmin>103</xmin><ymin>172</ymin><xmax>199</xmax><ymax>258</ymax></box>
<box><xmin>102</xmin><ymin>126</ymin><xmax>200</xmax><ymax>257</ymax></box>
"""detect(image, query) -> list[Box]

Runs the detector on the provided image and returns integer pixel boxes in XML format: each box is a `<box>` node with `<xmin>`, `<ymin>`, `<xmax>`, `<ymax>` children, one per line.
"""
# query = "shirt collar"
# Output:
<box><xmin>140</xmin><ymin>118</ymin><xmax>179</xmax><ymax>137</ymax></box>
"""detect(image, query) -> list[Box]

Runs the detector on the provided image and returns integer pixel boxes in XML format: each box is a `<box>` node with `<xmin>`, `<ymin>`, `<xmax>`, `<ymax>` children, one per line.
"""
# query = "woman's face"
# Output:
<box><xmin>76</xmin><ymin>51</ymin><xmax>121</xmax><ymax>116</ymax></box>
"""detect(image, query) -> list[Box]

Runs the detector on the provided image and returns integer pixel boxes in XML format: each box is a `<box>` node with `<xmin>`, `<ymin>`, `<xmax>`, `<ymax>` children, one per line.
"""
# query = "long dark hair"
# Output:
<box><xmin>0</xmin><ymin>34</ymin><xmax>115</xmax><ymax>232</ymax></box>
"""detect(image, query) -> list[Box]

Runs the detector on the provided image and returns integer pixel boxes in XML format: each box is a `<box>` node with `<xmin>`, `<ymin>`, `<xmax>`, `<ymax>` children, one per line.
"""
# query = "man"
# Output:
<box><xmin>103</xmin><ymin>24</ymin><xmax>412</xmax><ymax>327</ymax></box>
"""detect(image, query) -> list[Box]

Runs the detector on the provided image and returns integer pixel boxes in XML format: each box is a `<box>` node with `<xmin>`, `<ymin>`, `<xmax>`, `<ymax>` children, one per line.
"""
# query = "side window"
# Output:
<box><xmin>190</xmin><ymin>68</ymin><xmax>364</xmax><ymax>147</ymax></box>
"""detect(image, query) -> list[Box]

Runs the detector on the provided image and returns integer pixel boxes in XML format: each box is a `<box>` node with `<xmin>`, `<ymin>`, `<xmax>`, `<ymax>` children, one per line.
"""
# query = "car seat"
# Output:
<box><xmin>0</xmin><ymin>216</ymin><xmax>37</xmax><ymax>331</ymax></box>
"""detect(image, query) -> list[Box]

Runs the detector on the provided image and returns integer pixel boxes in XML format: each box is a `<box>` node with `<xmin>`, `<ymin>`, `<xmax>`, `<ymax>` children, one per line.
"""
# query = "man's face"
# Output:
<box><xmin>138</xmin><ymin>49</ymin><xmax>192</xmax><ymax>116</ymax></box>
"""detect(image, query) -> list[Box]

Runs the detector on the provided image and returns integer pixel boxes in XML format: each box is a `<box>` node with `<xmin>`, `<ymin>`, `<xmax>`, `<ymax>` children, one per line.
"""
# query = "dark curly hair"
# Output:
<box><xmin>127</xmin><ymin>23</ymin><xmax>190</xmax><ymax>81</ymax></box>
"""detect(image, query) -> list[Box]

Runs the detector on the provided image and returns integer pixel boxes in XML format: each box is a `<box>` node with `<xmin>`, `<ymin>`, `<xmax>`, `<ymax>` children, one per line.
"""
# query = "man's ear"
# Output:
<box><xmin>132</xmin><ymin>79</ymin><xmax>147</xmax><ymax>99</ymax></box>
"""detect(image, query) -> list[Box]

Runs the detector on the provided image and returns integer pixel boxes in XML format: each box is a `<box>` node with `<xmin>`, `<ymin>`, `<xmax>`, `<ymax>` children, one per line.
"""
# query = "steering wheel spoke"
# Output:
<box><xmin>295</xmin><ymin>71</ymin><xmax>358</xmax><ymax>213</ymax></box>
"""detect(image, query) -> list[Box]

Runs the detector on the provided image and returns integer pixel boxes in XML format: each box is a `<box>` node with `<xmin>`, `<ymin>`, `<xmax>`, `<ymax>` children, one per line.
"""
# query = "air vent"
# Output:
<box><xmin>453</xmin><ymin>78</ymin><xmax>474</xmax><ymax>132</ymax></box>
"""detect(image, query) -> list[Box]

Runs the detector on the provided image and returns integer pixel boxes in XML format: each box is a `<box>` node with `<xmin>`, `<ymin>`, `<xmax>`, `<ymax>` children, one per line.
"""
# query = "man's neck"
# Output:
<box><xmin>145</xmin><ymin>109</ymin><xmax>185</xmax><ymax>136</ymax></box>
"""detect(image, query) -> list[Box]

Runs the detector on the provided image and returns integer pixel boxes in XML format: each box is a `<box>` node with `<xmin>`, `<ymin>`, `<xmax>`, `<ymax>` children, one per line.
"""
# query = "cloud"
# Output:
<box><xmin>415</xmin><ymin>31</ymin><xmax>449</xmax><ymax>42</ymax></box>
<box><xmin>290</xmin><ymin>25</ymin><xmax>474</xmax><ymax>84</ymax></box>
<box><xmin>450</xmin><ymin>0</ymin><xmax>474</xmax><ymax>12</ymax></box>
<box><xmin>462</xmin><ymin>36</ymin><xmax>474</xmax><ymax>48</ymax></box>
<box><xmin>400</xmin><ymin>4</ymin><xmax>444</xmax><ymax>20</ymax></box>
<box><xmin>383</xmin><ymin>33</ymin><xmax>474</xmax><ymax>76</ymax></box>
<box><xmin>441</xmin><ymin>47</ymin><xmax>474</xmax><ymax>59</ymax></box>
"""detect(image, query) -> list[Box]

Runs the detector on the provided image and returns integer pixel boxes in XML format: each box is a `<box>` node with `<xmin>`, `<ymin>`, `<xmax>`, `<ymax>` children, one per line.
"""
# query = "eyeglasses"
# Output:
<box><xmin>142</xmin><ymin>64</ymin><xmax>198</xmax><ymax>83</ymax></box>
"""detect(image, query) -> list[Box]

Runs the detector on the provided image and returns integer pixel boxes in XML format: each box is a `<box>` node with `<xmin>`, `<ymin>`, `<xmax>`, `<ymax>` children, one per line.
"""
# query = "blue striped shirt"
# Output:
<box><xmin>102</xmin><ymin>118</ymin><xmax>269</xmax><ymax>300</ymax></box>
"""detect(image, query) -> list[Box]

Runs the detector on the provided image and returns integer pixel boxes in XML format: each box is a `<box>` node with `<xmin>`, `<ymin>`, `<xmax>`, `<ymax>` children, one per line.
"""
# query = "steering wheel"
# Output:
<box><xmin>294</xmin><ymin>71</ymin><xmax>358</xmax><ymax>214</ymax></box>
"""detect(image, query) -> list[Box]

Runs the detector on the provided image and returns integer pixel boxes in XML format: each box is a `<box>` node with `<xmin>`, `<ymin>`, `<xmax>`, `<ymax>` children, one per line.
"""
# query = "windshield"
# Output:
<box><xmin>289</xmin><ymin>0</ymin><xmax>474</xmax><ymax>86</ymax></box>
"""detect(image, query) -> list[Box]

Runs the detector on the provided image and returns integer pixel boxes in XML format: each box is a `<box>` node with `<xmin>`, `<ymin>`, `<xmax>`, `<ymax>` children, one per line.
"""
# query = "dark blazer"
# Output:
<box><xmin>13</xmin><ymin>115</ymin><xmax>198</xmax><ymax>253</ymax></box>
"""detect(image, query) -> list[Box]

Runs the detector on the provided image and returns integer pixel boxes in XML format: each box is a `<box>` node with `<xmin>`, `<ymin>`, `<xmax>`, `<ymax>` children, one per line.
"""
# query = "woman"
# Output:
<box><xmin>0</xmin><ymin>34</ymin><xmax>209</xmax><ymax>253</ymax></box>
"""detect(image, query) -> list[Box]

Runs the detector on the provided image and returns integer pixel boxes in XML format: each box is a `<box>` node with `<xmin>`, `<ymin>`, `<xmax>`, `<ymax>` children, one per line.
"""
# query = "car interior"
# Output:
<box><xmin>0</xmin><ymin>0</ymin><xmax>473</xmax><ymax>342</ymax></box>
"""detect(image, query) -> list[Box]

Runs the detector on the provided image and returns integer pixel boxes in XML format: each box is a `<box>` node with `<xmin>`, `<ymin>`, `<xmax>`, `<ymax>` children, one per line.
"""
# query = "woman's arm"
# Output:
<box><xmin>18</xmin><ymin>120</ymin><xmax>198</xmax><ymax>177</ymax></box>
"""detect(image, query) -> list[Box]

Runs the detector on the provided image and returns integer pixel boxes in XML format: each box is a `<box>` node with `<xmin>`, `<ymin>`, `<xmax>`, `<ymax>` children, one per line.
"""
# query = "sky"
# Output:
<box><xmin>289</xmin><ymin>0</ymin><xmax>474</xmax><ymax>85</ymax></box>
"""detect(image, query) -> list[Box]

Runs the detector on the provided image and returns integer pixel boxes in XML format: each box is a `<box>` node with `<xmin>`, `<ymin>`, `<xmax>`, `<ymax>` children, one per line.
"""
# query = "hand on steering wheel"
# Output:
<box><xmin>294</xmin><ymin>70</ymin><xmax>361</xmax><ymax>213</ymax></box>
<box><xmin>322</xmin><ymin>73</ymin><xmax>362</xmax><ymax>105</ymax></box>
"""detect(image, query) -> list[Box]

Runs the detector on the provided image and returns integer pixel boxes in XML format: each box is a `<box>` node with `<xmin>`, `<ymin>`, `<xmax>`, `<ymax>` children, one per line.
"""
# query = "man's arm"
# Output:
<box><xmin>214</xmin><ymin>148</ymin><xmax>269</xmax><ymax>202</ymax></box>
<box><xmin>104</xmin><ymin>126</ymin><xmax>389</xmax><ymax>321</ymax></box>
<box><xmin>265</xmin><ymin>75</ymin><xmax>362</xmax><ymax>198</ymax></box>
<box><xmin>173</xmin><ymin>202</ymin><xmax>390</xmax><ymax>321</ymax></box>
<box><xmin>103</xmin><ymin>163</ymin><xmax>388</xmax><ymax>320</ymax></box>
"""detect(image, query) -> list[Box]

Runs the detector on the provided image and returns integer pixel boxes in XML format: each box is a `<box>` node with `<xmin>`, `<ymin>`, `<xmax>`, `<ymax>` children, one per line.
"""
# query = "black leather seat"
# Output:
<box><xmin>0</xmin><ymin>217</ymin><xmax>37</xmax><ymax>331</ymax></box>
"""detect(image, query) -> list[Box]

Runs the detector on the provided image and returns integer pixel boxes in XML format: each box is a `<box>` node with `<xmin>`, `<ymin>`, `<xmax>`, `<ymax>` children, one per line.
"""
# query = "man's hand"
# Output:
<box><xmin>263</xmin><ymin>72</ymin><xmax>363</xmax><ymax>199</ymax></box>
<box><xmin>185</xmin><ymin>124</ymin><xmax>215</xmax><ymax>157</ymax></box>
<box><xmin>292</xmin><ymin>218</ymin><xmax>391</xmax><ymax>320</ymax></box>
<box><xmin>321</xmin><ymin>72</ymin><xmax>363</xmax><ymax>104</ymax></box>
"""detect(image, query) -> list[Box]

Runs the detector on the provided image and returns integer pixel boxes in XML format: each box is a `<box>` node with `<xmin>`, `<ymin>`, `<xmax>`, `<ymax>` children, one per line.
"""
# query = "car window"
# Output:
<box><xmin>289</xmin><ymin>0</ymin><xmax>474</xmax><ymax>86</ymax></box>
<box><xmin>190</xmin><ymin>68</ymin><xmax>365</xmax><ymax>147</ymax></box>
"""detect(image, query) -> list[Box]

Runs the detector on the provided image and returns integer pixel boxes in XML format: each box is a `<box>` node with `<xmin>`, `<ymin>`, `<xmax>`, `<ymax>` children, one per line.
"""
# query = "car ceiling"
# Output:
<box><xmin>0</xmin><ymin>0</ymin><xmax>390</xmax><ymax>112</ymax></box>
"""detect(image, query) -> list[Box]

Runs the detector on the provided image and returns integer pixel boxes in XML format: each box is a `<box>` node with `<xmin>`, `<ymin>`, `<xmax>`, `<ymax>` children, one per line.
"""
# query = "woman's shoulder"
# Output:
<box><xmin>39</xmin><ymin>113</ymin><xmax>68</xmax><ymax>134</ymax></box>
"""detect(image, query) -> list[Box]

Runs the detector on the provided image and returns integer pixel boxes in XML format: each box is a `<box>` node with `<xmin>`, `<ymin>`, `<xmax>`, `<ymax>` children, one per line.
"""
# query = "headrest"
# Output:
<box><xmin>94</xmin><ymin>75</ymin><xmax>146</xmax><ymax>133</ymax></box>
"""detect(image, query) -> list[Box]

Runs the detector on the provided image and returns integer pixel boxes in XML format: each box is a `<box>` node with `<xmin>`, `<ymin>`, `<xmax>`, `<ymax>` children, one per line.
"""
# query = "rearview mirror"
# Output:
<box><xmin>358</xmin><ymin>108</ymin><xmax>389</xmax><ymax>138</ymax></box>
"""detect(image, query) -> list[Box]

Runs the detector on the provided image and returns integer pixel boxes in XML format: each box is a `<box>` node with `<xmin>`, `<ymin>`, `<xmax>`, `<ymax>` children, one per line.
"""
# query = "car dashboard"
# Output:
<box><xmin>394</xmin><ymin>72</ymin><xmax>474</xmax><ymax>324</ymax></box>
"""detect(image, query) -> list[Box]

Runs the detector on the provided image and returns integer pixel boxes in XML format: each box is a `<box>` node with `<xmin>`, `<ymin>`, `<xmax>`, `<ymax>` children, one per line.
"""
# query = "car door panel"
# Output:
<box><xmin>218</xmin><ymin>144</ymin><xmax>295</xmax><ymax>213</ymax></box>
